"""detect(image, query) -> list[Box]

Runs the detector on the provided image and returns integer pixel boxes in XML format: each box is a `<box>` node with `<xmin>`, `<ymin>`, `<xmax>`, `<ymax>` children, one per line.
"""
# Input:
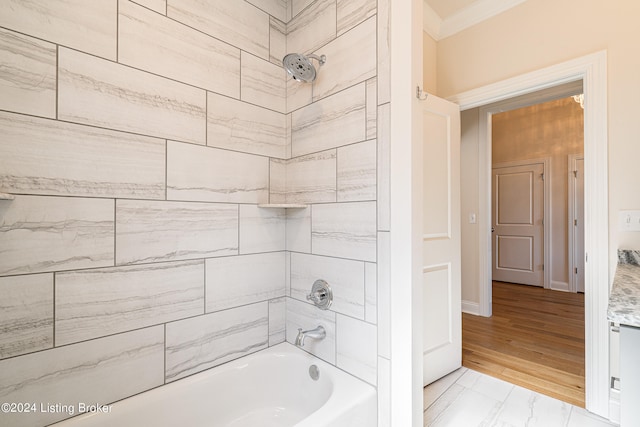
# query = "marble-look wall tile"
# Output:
<box><xmin>366</xmin><ymin>78</ymin><xmax>377</xmax><ymax>139</ymax></box>
<box><xmin>269</xmin><ymin>158</ymin><xmax>287</xmax><ymax>204</ymax></box>
<box><xmin>269</xmin><ymin>17</ymin><xmax>287</xmax><ymax>67</ymax></box>
<box><xmin>58</xmin><ymin>48</ymin><xmax>206</xmax><ymax>145</ymax></box>
<box><xmin>337</xmin><ymin>139</ymin><xmax>377</xmax><ymax>202</ymax></box>
<box><xmin>246</xmin><ymin>0</ymin><xmax>287</xmax><ymax>23</ymax></box>
<box><xmin>285</xmin><ymin>251</ymin><xmax>292</xmax><ymax>296</ymax></box>
<box><xmin>239</xmin><ymin>205</ymin><xmax>286</xmax><ymax>254</ymax></box>
<box><xmin>0</xmin><ymin>326</ymin><xmax>164</xmax><ymax>427</ymax></box>
<box><xmin>207</xmin><ymin>92</ymin><xmax>287</xmax><ymax>158</ymax></box>
<box><xmin>131</xmin><ymin>0</ymin><xmax>166</xmax><ymax>15</ymax></box>
<box><xmin>241</xmin><ymin>51</ymin><xmax>286</xmax><ymax>113</ymax></box>
<box><xmin>167</xmin><ymin>0</ymin><xmax>269</xmax><ymax>60</ymax></box>
<box><xmin>377</xmin><ymin>0</ymin><xmax>390</xmax><ymax>104</ymax></box>
<box><xmin>0</xmin><ymin>196</ymin><xmax>114</xmax><ymax>276</ymax></box>
<box><xmin>286</xmin><ymin>150</ymin><xmax>337</xmax><ymax>203</ymax></box>
<box><xmin>365</xmin><ymin>262</ymin><xmax>377</xmax><ymax>324</ymax></box>
<box><xmin>290</xmin><ymin>253</ymin><xmax>365</xmax><ymax>319</ymax></box>
<box><xmin>286</xmin><ymin>207</ymin><xmax>312</xmax><ymax>253</ymax></box>
<box><xmin>119</xmin><ymin>0</ymin><xmax>240</xmax><ymax>98</ymax></box>
<box><xmin>205</xmin><ymin>252</ymin><xmax>285</xmax><ymax>312</ymax></box>
<box><xmin>337</xmin><ymin>0</ymin><xmax>377</xmax><ymax>36</ymax></box>
<box><xmin>287</xmin><ymin>75</ymin><xmax>314</xmax><ymax>113</ymax></box>
<box><xmin>311</xmin><ymin>201</ymin><xmax>377</xmax><ymax>262</ymax></box>
<box><xmin>0</xmin><ymin>28</ymin><xmax>56</xmax><ymax>118</ymax></box>
<box><xmin>165</xmin><ymin>302</ymin><xmax>268</xmax><ymax>382</ymax></box>
<box><xmin>167</xmin><ymin>141</ymin><xmax>269</xmax><ymax>204</ymax></box>
<box><xmin>56</xmin><ymin>260</ymin><xmax>204</xmax><ymax>346</ymax></box>
<box><xmin>377</xmin><ymin>232</ymin><xmax>390</xmax><ymax>358</ymax></box>
<box><xmin>0</xmin><ymin>111</ymin><xmax>165</xmax><ymax>199</ymax></box>
<box><xmin>0</xmin><ymin>274</ymin><xmax>52</xmax><ymax>360</ymax></box>
<box><xmin>287</xmin><ymin>0</ymin><xmax>336</xmax><ymax>56</ymax></box>
<box><xmin>286</xmin><ymin>297</ymin><xmax>336</xmax><ymax>363</ymax></box>
<box><xmin>291</xmin><ymin>0</ymin><xmax>316</xmax><ymax>18</ymax></box>
<box><xmin>377</xmin><ymin>103</ymin><xmax>391</xmax><ymax>231</ymax></box>
<box><xmin>292</xmin><ymin>83</ymin><xmax>366</xmax><ymax>157</ymax></box>
<box><xmin>312</xmin><ymin>17</ymin><xmax>377</xmax><ymax>102</ymax></box>
<box><xmin>336</xmin><ymin>314</ymin><xmax>377</xmax><ymax>384</ymax></box>
<box><xmin>269</xmin><ymin>297</ymin><xmax>286</xmax><ymax>345</ymax></box>
<box><xmin>0</xmin><ymin>0</ymin><xmax>116</xmax><ymax>60</ymax></box>
<box><xmin>116</xmin><ymin>200</ymin><xmax>238</xmax><ymax>265</ymax></box>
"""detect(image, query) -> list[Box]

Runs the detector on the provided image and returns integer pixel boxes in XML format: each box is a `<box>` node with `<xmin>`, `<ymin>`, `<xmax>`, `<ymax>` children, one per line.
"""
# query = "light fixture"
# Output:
<box><xmin>572</xmin><ymin>94</ymin><xmax>584</xmax><ymax>109</ymax></box>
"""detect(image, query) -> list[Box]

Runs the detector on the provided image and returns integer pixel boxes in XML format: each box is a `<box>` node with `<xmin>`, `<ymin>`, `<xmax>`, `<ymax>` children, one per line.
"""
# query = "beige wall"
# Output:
<box><xmin>423</xmin><ymin>31</ymin><xmax>438</xmax><ymax>94</ymax></box>
<box><xmin>436</xmin><ymin>0</ymin><xmax>640</xmax><ymax>284</ymax></box>
<box><xmin>493</xmin><ymin>97</ymin><xmax>584</xmax><ymax>288</ymax></box>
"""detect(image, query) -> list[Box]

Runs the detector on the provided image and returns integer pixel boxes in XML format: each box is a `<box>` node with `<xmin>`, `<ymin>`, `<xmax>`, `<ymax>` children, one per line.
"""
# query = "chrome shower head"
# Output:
<box><xmin>283</xmin><ymin>53</ymin><xmax>326</xmax><ymax>83</ymax></box>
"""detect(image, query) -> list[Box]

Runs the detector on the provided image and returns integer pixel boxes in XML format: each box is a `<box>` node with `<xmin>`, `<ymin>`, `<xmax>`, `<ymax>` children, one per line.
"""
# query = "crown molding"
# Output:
<box><xmin>423</xmin><ymin>0</ymin><xmax>527</xmax><ymax>40</ymax></box>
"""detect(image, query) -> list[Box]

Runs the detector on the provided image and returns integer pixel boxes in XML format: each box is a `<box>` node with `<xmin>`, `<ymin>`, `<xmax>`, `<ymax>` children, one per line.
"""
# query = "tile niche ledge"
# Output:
<box><xmin>257</xmin><ymin>203</ymin><xmax>308</xmax><ymax>209</ymax></box>
<box><xmin>0</xmin><ymin>192</ymin><xmax>16</xmax><ymax>200</ymax></box>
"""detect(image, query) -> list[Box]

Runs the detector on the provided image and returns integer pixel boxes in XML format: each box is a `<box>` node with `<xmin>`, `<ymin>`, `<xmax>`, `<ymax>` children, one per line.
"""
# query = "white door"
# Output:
<box><xmin>422</xmin><ymin>94</ymin><xmax>461</xmax><ymax>386</ymax></box>
<box><xmin>572</xmin><ymin>156</ymin><xmax>585</xmax><ymax>293</ymax></box>
<box><xmin>492</xmin><ymin>163</ymin><xmax>544</xmax><ymax>287</ymax></box>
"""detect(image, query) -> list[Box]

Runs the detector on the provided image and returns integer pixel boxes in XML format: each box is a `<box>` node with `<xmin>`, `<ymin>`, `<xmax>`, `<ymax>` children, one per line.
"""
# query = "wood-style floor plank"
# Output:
<box><xmin>462</xmin><ymin>281</ymin><xmax>585</xmax><ymax>407</ymax></box>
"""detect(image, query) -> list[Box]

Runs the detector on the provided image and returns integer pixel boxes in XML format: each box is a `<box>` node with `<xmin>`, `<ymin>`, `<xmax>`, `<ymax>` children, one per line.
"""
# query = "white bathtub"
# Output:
<box><xmin>53</xmin><ymin>343</ymin><xmax>377</xmax><ymax>427</ymax></box>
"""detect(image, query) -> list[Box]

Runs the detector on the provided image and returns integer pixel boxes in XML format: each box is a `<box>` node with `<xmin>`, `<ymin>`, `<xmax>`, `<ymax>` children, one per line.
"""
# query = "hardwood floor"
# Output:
<box><xmin>462</xmin><ymin>281</ymin><xmax>585</xmax><ymax>407</ymax></box>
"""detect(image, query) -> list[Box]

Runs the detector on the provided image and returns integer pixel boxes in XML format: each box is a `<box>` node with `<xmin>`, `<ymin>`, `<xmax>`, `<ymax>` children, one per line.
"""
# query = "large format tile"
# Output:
<box><xmin>119</xmin><ymin>0</ymin><xmax>240</xmax><ymax>98</ymax></box>
<box><xmin>291</xmin><ymin>0</ymin><xmax>315</xmax><ymax>17</ymax></box>
<box><xmin>377</xmin><ymin>0</ymin><xmax>390</xmax><ymax>104</ymax></box>
<box><xmin>287</xmin><ymin>0</ymin><xmax>336</xmax><ymax>56</ymax></box>
<box><xmin>269</xmin><ymin>158</ymin><xmax>287</xmax><ymax>204</ymax></box>
<box><xmin>165</xmin><ymin>302</ymin><xmax>269</xmax><ymax>382</ymax></box>
<box><xmin>241</xmin><ymin>51</ymin><xmax>286</xmax><ymax>113</ymax></box>
<box><xmin>425</xmin><ymin>387</ymin><xmax>501</xmax><ymax>427</ymax></box>
<box><xmin>366</xmin><ymin>77</ymin><xmax>377</xmax><ymax>139</ymax></box>
<box><xmin>115</xmin><ymin>200</ymin><xmax>238</xmax><ymax>265</ymax></box>
<box><xmin>285</xmin><ymin>150</ymin><xmax>337</xmax><ymax>203</ymax></box>
<box><xmin>269</xmin><ymin>297</ymin><xmax>286</xmax><ymax>346</ymax></box>
<box><xmin>364</xmin><ymin>262</ymin><xmax>377</xmax><ymax>324</ymax></box>
<box><xmin>423</xmin><ymin>367</ymin><xmax>468</xmax><ymax>409</ymax></box>
<box><xmin>239</xmin><ymin>205</ymin><xmax>286</xmax><ymax>254</ymax></box>
<box><xmin>286</xmin><ymin>207</ymin><xmax>311</xmax><ymax>253</ymax></box>
<box><xmin>312</xmin><ymin>17</ymin><xmax>377</xmax><ymax>102</ymax></box>
<box><xmin>291</xmin><ymin>83</ymin><xmax>366</xmax><ymax>157</ymax></box>
<box><xmin>377</xmin><ymin>103</ymin><xmax>391</xmax><ymax>231</ymax></box>
<box><xmin>207</xmin><ymin>92</ymin><xmax>288</xmax><ymax>158</ymax></box>
<box><xmin>336</xmin><ymin>314</ymin><xmax>377</xmax><ymax>384</ymax></box>
<box><xmin>377</xmin><ymin>231</ymin><xmax>390</xmax><ymax>358</ymax></box>
<box><xmin>337</xmin><ymin>139</ymin><xmax>377</xmax><ymax>202</ymax></box>
<box><xmin>0</xmin><ymin>28</ymin><xmax>56</xmax><ymax>118</ymax></box>
<box><xmin>56</xmin><ymin>260</ymin><xmax>204</xmax><ymax>346</ymax></box>
<box><xmin>0</xmin><ymin>0</ymin><xmax>117</xmax><ymax>60</ymax></box>
<box><xmin>456</xmin><ymin>369</ymin><xmax>514</xmax><ymax>402</ymax></box>
<box><xmin>132</xmin><ymin>0</ymin><xmax>166</xmax><ymax>15</ymax></box>
<box><xmin>290</xmin><ymin>253</ymin><xmax>365</xmax><ymax>319</ymax></box>
<box><xmin>167</xmin><ymin>0</ymin><xmax>269</xmax><ymax>59</ymax></box>
<box><xmin>337</xmin><ymin>0</ymin><xmax>376</xmax><ymax>36</ymax></box>
<box><xmin>269</xmin><ymin>17</ymin><xmax>287</xmax><ymax>67</ymax></box>
<box><xmin>0</xmin><ymin>326</ymin><xmax>164</xmax><ymax>427</ymax></box>
<box><xmin>311</xmin><ymin>202</ymin><xmax>377</xmax><ymax>262</ymax></box>
<box><xmin>0</xmin><ymin>111</ymin><xmax>165</xmax><ymax>199</ymax></box>
<box><xmin>205</xmin><ymin>252</ymin><xmax>285</xmax><ymax>312</ymax></box>
<box><xmin>58</xmin><ymin>48</ymin><xmax>206</xmax><ymax>144</ymax></box>
<box><xmin>0</xmin><ymin>274</ymin><xmax>53</xmax><ymax>360</ymax></box>
<box><xmin>491</xmin><ymin>385</ymin><xmax>571</xmax><ymax>427</ymax></box>
<box><xmin>167</xmin><ymin>141</ymin><xmax>269</xmax><ymax>204</ymax></box>
<box><xmin>0</xmin><ymin>196</ymin><xmax>114</xmax><ymax>276</ymax></box>
<box><xmin>285</xmin><ymin>297</ymin><xmax>336</xmax><ymax>364</ymax></box>
<box><xmin>246</xmin><ymin>0</ymin><xmax>287</xmax><ymax>22</ymax></box>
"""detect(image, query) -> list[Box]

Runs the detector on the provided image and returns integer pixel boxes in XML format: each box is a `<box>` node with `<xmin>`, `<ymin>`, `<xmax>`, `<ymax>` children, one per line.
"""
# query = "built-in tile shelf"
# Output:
<box><xmin>257</xmin><ymin>203</ymin><xmax>308</xmax><ymax>209</ymax></box>
<box><xmin>0</xmin><ymin>192</ymin><xmax>15</xmax><ymax>200</ymax></box>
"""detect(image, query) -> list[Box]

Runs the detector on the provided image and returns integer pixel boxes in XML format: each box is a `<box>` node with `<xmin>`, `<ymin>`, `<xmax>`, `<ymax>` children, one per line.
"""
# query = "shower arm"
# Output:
<box><xmin>306</xmin><ymin>54</ymin><xmax>326</xmax><ymax>67</ymax></box>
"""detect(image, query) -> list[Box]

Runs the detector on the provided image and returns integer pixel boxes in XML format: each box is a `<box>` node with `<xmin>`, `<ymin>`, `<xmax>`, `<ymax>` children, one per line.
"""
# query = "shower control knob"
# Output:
<box><xmin>306</xmin><ymin>279</ymin><xmax>333</xmax><ymax>310</ymax></box>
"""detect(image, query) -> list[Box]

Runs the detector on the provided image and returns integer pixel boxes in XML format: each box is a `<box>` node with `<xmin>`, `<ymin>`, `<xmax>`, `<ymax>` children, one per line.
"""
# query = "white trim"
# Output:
<box><xmin>450</xmin><ymin>51</ymin><xmax>609</xmax><ymax>418</ymax></box>
<box><xmin>422</xmin><ymin>1</ymin><xmax>442</xmax><ymax>41</ymax></box>
<box><xmin>492</xmin><ymin>158</ymin><xmax>551</xmax><ymax>290</ymax></box>
<box><xmin>609</xmin><ymin>388</ymin><xmax>621</xmax><ymax>425</ymax></box>
<box><xmin>568</xmin><ymin>154</ymin><xmax>585</xmax><ymax>293</ymax></box>
<box><xmin>462</xmin><ymin>300</ymin><xmax>480</xmax><ymax>315</ymax></box>
<box><xmin>550</xmin><ymin>280</ymin><xmax>571</xmax><ymax>292</ymax></box>
<box><xmin>422</xmin><ymin>0</ymin><xmax>527</xmax><ymax>40</ymax></box>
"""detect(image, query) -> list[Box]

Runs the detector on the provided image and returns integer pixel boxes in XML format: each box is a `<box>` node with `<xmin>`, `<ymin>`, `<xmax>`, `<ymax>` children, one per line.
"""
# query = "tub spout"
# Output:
<box><xmin>295</xmin><ymin>326</ymin><xmax>326</xmax><ymax>347</ymax></box>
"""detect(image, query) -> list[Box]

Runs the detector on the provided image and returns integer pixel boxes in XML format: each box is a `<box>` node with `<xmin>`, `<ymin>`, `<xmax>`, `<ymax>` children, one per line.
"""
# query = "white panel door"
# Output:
<box><xmin>422</xmin><ymin>94</ymin><xmax>461</xmax><ymax>386</ymax></box>
<box><xmin>492</xmin><ymin>163</ymin><xmax>544</xmax><ymax>286</ymax></box>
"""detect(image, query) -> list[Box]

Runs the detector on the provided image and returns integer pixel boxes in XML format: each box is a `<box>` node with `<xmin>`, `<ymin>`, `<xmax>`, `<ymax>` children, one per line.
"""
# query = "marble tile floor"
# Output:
<box><xmin>424</xmin><ymin>368</ymin><xmax>618</xmax><ymax>427</ymax></box>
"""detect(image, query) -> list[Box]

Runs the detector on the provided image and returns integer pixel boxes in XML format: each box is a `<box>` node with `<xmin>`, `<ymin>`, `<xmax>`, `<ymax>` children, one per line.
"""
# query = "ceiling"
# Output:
<box><xmin>423</xmin><ymin>0</ymin><xmax>527</xmax><ymax>40</ymax></box>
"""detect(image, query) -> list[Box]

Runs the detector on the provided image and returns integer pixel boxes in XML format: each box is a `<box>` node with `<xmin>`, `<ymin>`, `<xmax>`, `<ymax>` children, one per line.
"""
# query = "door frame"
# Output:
<box><xmin>492</xmin><ymin>158</ymin><xmax>551</xmax><ymax>289</ymax></box>
<box><xmin>449</xmin><ymin>51</ymin><xmax>609</xmax><ymax>417</ymax></box>
<box><xmin>568</xmin><ymin>154</ymin><xmax>585</xmax><ymax>293</ymax></box>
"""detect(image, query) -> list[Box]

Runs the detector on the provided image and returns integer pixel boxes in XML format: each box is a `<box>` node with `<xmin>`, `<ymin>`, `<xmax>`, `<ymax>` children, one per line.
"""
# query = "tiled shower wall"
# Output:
<box><xmin>0</xmin><ymin>0</ymin><xmax>392</xmax><ymax>426</ymax></box>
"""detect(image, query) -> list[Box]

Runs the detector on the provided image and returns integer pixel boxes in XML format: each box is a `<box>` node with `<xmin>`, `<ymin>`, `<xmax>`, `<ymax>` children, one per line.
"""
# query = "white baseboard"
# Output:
<box><xmin>609</xmin><ymin>389</ymin><xmax>620</xmax><ymax>425</ymax></box>
<box><xmin>550</xmin><ymin>280</ymin><xmax>570</xmax><ymax>292</ymax></box>
<box><xmin>462</xmin><ymin>300</ymin><xmax>481</xmax><ymax>315</ymax></box>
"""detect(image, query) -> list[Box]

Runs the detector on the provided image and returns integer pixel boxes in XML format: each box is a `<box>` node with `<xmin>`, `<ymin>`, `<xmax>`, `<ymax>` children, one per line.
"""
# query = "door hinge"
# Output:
<box><xmin>541</xmin><ymin>173</ymin><xmax>544</xmax><ymax>181</ymax></box>
<box><xmin>573</xmin><ymin>170</ymin><xmax>578</xmax><ymax>178</ymax></box>
<box><xmin>574</xmin><ymin>219</ymin><xmax>578</xmax><ymax>226</ymax></box>
<box><xmin>542</xmin><ymin>264</ymin><xmax>544</xmax><ymax>271</ymax></box>
<box><xmin>575</xmin><ymin>267</ymin><xmax>578</xmax><ymax>274</ymax></box>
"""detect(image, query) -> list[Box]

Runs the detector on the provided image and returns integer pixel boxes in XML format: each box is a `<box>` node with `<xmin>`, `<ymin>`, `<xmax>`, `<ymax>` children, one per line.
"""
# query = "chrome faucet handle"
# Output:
<box><xmin>306</xmin><ymin>280</ymin><xmax>332</xmax><ymax>310</ymax></box>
